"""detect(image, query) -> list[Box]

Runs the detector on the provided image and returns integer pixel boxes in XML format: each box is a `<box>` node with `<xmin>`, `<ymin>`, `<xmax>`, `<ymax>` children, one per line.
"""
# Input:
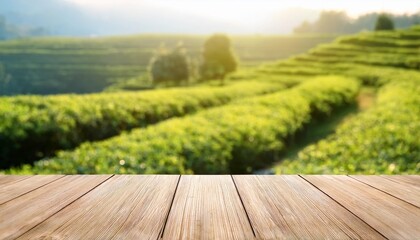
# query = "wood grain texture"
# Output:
<box><xmin>303</xmin><ymin>175</ymin><xmax>420</xmax><ymax>240</ymax></box>
<box><xmin>351</xmin><ymin>175</ymin><xmax>420</xmax><ymax>207</ymax></box>
<box><xmin>233</xmin><ymin>175</ymin><xmax>384</xmax><ymax>240</ymax></box>
<box><xmin>1</xmin><ymin>175</ymin><xmax>419</xmax><ymax>239</ymax></box>
<box><xmin>162</xmin><ymin>175</ymin><xmax>255</xmax><ymax>240</ymax></box>
<box><xmin>0</xmin><ymin>175</ymin><xmax>63</xmax><ymax>204</ymax></box>
<box><xmin>381</xmin><ymin>175</ymin><xmax>420</xmax><ymax>188</ymax></box>
<box><xmin>0</xmin><ymin>175</ymin><xmax>110</xmax><ymax>240</ymax></box>
<box><xmin>0</xmin><ymin>175</ymin><xmax>32</xmax><ymax>186</ymax></box>
<box><xmin>18</xmin><ymin>175</ymin><xmax>179</xmax><ymax>240</ymax></box>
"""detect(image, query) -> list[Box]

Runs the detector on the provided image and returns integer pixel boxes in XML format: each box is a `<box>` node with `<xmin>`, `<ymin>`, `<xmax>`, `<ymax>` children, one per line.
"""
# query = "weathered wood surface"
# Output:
<box><xmin>303</xmin><ymin>175</ymin><xmax>420</xmax><ymax>239</ymax></box>
<box><xmin>162</xmin><ymin>175</ymin><xmax>255</xmax><ymax>240</ymax></box>
<box><xmin>351</xmin><ymin>175</ymin><xmax>420</xmax><ymax>207</ymax></box>
<box><xmin>0</xmin><ymin>175</ymin><xmax>419</xmax><ymax>240</ymax></box>
<box><xmin>233</xmin><ymin>175</ymin><xmax>384</xmax><ymax>239</ymax></box>
<box><xmin>0</xmin><ymin>175</ymin><xmax>110</xmax><ymax>240</ymax></box>
<box><xmin>0</xmin><ymin>175</ymin><xmax>63</xmax><ymax>205</ymax></box>
<box><xmin>18</xmin><ymin>175</ymin><xmax>179</xmax><ymax>240</ymax></box>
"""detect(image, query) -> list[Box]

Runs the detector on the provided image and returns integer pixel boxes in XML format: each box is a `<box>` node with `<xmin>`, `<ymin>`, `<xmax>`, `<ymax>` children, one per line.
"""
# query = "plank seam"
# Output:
<box><xmin>158</xmin><ymin>175</ymin><xmax>181</xmax><ymax>239</ymax></box>
<box><xmin>0</xmin><ymin>175</ymin><xmax>67</xmax><ymax>206</ymax></box>
<box><xmin>348</xmin><ymin>175</ymin><xmax>420</xmax><ymax>209</ymax></box>
<box><xmin>15</xmin><ymin>174</ymin><xmax>115</xmax><ymax>239</ymax></box>
<box><xmin>231</xmin><ymin>175</ymin><xmax>257</xmax><ymax>237</ymax></box>
<box><xmin>298</xmin><ymin>175</ymin><xmax>389</xmax><ymax>240</ymax></box>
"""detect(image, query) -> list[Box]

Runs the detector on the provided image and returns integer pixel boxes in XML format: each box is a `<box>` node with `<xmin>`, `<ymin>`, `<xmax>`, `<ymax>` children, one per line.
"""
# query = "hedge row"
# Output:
<box><xmin>277</xmin><ymin>80</ymin><xmax>420</xmax><ymax>174</ymax></box>
<box><xmin>13</xmin><ymin>76</ymin><xmax>360</xmax><ymax>174</ymax></box>
<box><xmin>0</xmin><ymin>81</ymin><xmax>285</xmax><ymax>168</ymax></box>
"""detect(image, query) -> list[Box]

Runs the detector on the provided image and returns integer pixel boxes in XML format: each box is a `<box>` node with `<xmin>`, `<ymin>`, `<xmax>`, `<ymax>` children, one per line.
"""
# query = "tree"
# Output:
<box><xmin>200</xmin><ymin>34</ymin><xmax>237</xmax><ymax>84</ymax></box>
<box><xmin>375</xmin><ymin>14</ymin><xmax>395</xmax><ymax>31</ymax></box>
<box><xmin>149</xmin><ymin>43</ymin><xmax>190</xmax><ymax>86</ymax></box>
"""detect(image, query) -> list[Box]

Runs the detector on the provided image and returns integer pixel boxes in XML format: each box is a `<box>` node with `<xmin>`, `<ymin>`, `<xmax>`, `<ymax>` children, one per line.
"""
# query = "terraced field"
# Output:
<box><xmin>2</xmin><ymin>26</ymin><xmax>420</xmax><ymax>174</ymax></box>
<box><xmin>0</xmin><ymin>35</ymin><xmax>334</xmax><ymax>95</ymax></box>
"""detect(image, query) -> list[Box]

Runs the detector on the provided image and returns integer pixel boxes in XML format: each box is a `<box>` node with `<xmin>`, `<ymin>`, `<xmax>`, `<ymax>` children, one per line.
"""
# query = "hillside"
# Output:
<box><xmin>0</xmin><ymin>34</ymin><xmax>335</xmax><ymax>95</ymax></box>
<box><xmin>1</xmin><ymin>26</ymin><xmax>420</xmax><ymax>174</ymax></box>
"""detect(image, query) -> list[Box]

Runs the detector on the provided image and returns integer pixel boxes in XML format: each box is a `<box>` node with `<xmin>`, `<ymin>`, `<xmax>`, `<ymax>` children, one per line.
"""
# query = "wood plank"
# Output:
<box><xmin>162</xmin><ymin>175</ymin><xmax>255</xmax><ymax>240</ymax></box>
<box><xmin>0</xmin><ymin>175</ymin><xmax>64</xmax><ymax>204</ymax></box>
<box><xmin>0</xmin><ymin>175</ymin><xmax>110</xmax><ymax>240</ymax></box>
<box><xmin>381</xmin><ymin>175</ymin><xmax>420</xmax><ymax>188</ymax></box>
<box><xmin>233</xmin><ymin>175</ymin><xmax>384</xmax><ymax>240</ymax></box>
<box><xmin>0</xmin><ymin>175</ymin><xmax>32</xmax><ymax>186</ymax></box>
<box><xmin>18</xmin><ymin>175</ymin><xmax>179</xmax><ymax>240</ymax></box>
<box><xmin>304</xmin><ymin>175</ymin><xmax>420</xmax><ymax>239</ymax></box>
<box><xmin>351</xmin><ymin>175</ymin><xmax>420</xmax><ymax>208</ymax></box>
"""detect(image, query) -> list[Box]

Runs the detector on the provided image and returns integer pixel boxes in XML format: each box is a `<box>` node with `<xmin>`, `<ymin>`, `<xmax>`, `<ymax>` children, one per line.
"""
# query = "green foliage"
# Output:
<box><xmin>375</xmin><ymin>14</ymin><xmax>395</xmax><ymax>31</ymax></box>
<box><xmin>200</xmin><ymin>34</ymin><xmax>237</xmax><ymax>81</ymax></box>
<box><xmin>277</xmin><ymin>80</ymin><xmax>420</xmax><ymax>174</ymax></box>
<box><xmin>271</xmin><ymin>27</ymin><xmax>420</xmax><ymax>74</ymax></box>
<box><xmin>0</xmin><ymin>81</ymin><xmax>283</xmax><ymax>169</ymax></box>
<box><xmin>149</xmin><ymin>44</ymin><xmax>190</xmax><ymax>85</ymax></box>
<box><xmin>103</xmin><ymin>75</ymin><xmax>152</xmax><ymax>92</ymax></box>
<box><xmin>10</xmin><ymin>76</ymin><xmax>359</xmax><ymax>174</ymax></box>
<box><xmin>3</xmin><ymin>25</ymin><xmax>420</xmax><ymax>175</ymax></box>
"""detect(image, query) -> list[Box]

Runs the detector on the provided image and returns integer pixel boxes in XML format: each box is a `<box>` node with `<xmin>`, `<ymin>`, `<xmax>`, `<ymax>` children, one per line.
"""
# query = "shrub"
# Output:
<box><xmin>149</xmin><ymin>44</ymin><xmax>190</xmax><ymax>85</ymax></box>
<box><xmin>13</xmin><ymin>76</ymin><xmax>359</xmax><ymax>174</ymax></box>
<box><xmin>277</xmin><ymin>80</ymin><xmax>420</xmax><ymax>174</ymax></box>
<box><xmin>0</xmin><ymin>81</ymin><xmax>283</xmax><ymax>169</ymax></box>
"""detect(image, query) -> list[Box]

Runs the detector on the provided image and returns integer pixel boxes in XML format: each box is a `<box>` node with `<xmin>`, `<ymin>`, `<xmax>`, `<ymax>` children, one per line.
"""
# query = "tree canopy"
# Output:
<box><xmin>375</xmin><ymin>14</ymin><xmax>395</xmax><ymax>31</ymax></box>
<box><xmin>149</xmin><ymin>44</ymin><xmax>190</xmax><ymax>86</ymax></box>
<box><xmin>200</xmin><ymin>34</ymin><xmax>237</xmax><ymax>82</ymax></box>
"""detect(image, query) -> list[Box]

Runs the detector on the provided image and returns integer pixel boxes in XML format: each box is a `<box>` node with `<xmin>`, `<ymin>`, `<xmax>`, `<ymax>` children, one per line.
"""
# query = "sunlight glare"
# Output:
<box><xmin>66</xmin><ymin>0</ymin><xmax>420</xmax><ymax>25</ymax></box>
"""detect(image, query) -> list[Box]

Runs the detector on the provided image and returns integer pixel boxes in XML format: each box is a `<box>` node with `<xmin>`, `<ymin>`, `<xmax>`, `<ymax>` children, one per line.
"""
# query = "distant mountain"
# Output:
<box><xmin>0</xmin><ymin>0</ymin><xmax>98</xmax><ymax>35</ymax></box>
<box><xmin>0</xmin><ymin>0</ymin><xmax>322</xmax><ymax>36</ymax></box>
<box><xmin>0</xmin><ymin>15</ymin><xmax>48</xmax><ymax>40</ymax></box>
<box><xmin>0</xmin><ymin>0</ymin><xmax>246</xmax><ymax>36</ymax></box>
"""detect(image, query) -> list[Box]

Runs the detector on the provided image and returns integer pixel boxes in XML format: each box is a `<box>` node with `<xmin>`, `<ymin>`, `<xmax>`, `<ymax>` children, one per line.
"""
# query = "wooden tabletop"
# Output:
<box><xmin>0</xmin><ymin>175</ymin><xmax>419</xmax><ymax>239</ymax></box>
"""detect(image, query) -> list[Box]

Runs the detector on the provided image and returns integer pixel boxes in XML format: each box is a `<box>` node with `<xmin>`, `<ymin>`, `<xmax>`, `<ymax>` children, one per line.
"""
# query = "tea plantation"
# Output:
<box><xmin>3</xmin><ymin>26</ymin><xmax>420</xmax><ymax>174</ymax></box>
<box><xmin>0</xmin><ymin>35</ymin><xmax>334</xmax><ymax>95</ymax></box>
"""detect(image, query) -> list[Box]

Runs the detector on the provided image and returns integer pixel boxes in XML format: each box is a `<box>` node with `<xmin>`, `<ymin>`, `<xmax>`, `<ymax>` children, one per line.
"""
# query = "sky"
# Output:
<box><xmin>67</xmin><ymin>0</ymin><xmax>420</xmax><ymax>25</ymax></box>
<box><xmin>1</xmin><ymin>0</ymin><xmax>418</xmax><ymax>35</ymax></box>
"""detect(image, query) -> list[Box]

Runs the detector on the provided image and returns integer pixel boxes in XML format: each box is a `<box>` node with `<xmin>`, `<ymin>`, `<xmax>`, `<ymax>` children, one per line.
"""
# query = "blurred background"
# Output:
<box><xmin>1</xmin><ymin>0</ymin><xmax>419</xmax><ymax>36</ymax></box>
<box><xmin>0</xmin><ymin>0</ymin><xmax>419</xmax><ymax>175</ymax></box>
